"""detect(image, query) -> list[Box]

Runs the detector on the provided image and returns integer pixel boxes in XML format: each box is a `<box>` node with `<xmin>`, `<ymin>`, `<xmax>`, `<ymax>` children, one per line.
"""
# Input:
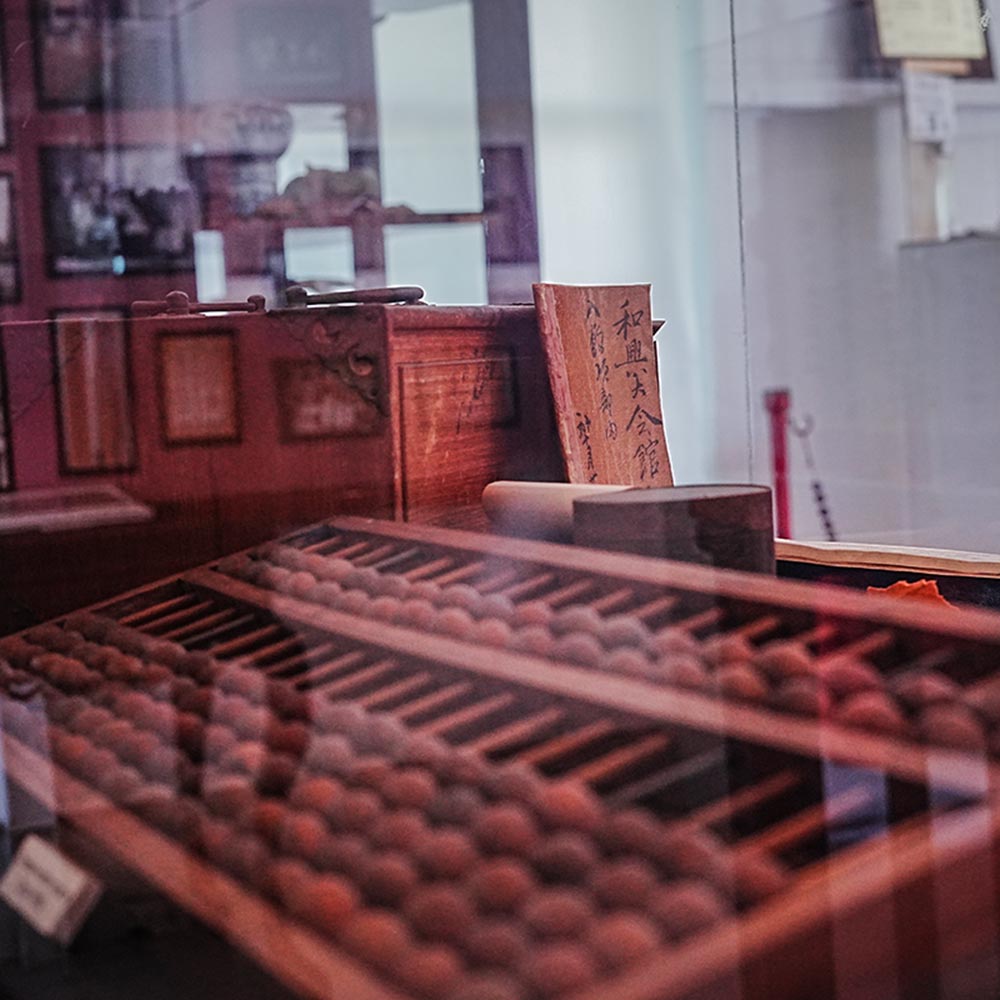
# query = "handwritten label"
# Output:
<box><xmin>535</xmin><ymin>283</ymin><xmax>672</xmax><ymax>487</ymax></box>
<box><xmin>0</xmin><ymin>835</ymin><xmax>102</xmax><ymax>945</ymax></box>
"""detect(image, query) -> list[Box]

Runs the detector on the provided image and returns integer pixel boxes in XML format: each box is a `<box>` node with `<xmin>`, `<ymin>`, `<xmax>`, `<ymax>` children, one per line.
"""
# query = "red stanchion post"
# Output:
<box><xmin>764</xmin><ymin>389</ymin><xmax>792</xmax><ymax>539</ymax></box>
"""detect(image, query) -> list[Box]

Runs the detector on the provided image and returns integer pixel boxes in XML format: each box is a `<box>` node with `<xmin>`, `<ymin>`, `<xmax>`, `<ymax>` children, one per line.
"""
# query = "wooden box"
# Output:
<box><xmin>265</xmin><ymin>301</ymin><xmax>565</xmax><ymax>530</ymax></box>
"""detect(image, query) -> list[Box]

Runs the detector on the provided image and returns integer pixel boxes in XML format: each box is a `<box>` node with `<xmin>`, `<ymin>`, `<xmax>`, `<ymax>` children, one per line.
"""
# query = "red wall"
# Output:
<box><xmin>2</xmin><ymin>315</ymin><xmax>393</xmax><ymax>505</ymax></box>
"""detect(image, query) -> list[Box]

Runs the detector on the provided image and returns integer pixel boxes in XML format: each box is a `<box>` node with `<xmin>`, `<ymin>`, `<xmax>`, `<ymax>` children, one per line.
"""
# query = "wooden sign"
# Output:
<box><xmin>534</xmin><ymin>282</ymin><xmax>672</xmax><ymax>487</ymax></box>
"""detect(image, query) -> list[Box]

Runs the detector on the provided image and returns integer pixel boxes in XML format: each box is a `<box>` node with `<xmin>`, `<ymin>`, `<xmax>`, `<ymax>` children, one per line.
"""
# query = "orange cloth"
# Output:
<box><xmin>867</xmin><ymin>579</ymin><xmax>953</xmax><ymax>608</ymax></box>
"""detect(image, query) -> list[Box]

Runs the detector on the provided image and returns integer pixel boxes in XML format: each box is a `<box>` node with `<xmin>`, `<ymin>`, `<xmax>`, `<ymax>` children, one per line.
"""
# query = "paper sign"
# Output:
<box><xmin>904</xmin><ymin>70</ymin><xmax>957</xmax><ymax>143</ymax></box>
<box><xmin>534</xmin><ymin>283</ymin><xmax>672</xmax><ymax>488</ymax></box>
<box><xmin>874</xmin><ymin>0</ymin><xmax>987</xmax><ymax>60</ymax></box>
<box><xmin>0</xmin><ymin>835</ymin><xmax>102</xmax><ymax>944</ymax></box>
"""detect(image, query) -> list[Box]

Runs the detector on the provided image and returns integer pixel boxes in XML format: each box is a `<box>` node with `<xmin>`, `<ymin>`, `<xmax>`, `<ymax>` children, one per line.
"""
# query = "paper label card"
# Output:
<box><xmin>874</xmin><ymin>0</ymin><xmax>987</xmax><ymax>60</ymax></box>
<box><xmin>0</xmin><ymin>834</ymin><xmax>102</xmax><ymax>945</ymax></box>
<box><xmin>534</xmin><ymin>283</ymin><xmax>672</xmax><ymax>488</ymax></box>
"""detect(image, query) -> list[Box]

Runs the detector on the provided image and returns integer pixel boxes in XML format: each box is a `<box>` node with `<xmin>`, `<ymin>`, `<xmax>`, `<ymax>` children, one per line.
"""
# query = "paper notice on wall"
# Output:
<box><xmin>874</xmin><ymin>0</ymin><xmax>988</xmax><ymax>60</ymax></box>
<box><xmin>903</xmin><ymin>69</ymin><xmax>957</xmax><ymax>143</ymax></box>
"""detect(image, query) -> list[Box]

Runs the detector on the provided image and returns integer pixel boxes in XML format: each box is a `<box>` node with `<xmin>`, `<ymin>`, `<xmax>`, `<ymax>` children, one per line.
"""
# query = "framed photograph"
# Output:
<box><xmin>51</xmin><ymin>309</ymin><xmax>135</xmax><ymax>474</ymax></box>
<box><xmin>0</xmin><ymin>175</ymin><xmax>20</xmax><ymax>305</ymax></box>
<box><xmin>0</xmin><ymin>14</ymin><xmax>8</xmax><ymax>149</ymax></box>
<box><xmin>158</xmin><ymin>331</ymin><xmax>240</xmax><ymax>446</ymax></box>
<box><xmin>32</xmin><ymin>1</ymin><xmax>176</xmax><ymax>110</ymax></box>
<box><xmin>0</xmin><ymin>342</ymin><xmax>13</xmax><ymax>491</ymax></box>
<box><xmin>40</xmin><ymin>146</ymin><xmax>200</xmax><ymax>277</ymax></box>
<box><xmin>273</xmin><ymin>358</ymin><xmax>382</xmax><ymax>442</ymax></box>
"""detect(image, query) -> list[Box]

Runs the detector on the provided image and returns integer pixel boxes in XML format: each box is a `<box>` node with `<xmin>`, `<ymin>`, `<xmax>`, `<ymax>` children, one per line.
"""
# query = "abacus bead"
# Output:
<box><xmin>255</xmin><ymin>753</ymin><xmax>299</xmax><ymax>795</ymax></box>
<box><xmin>447</xmin><ymin>973</ymin><xmax>524</xmax><ymax>1000</ymax></box>
<box><xmin>301</xmin><ymin>875</ymin><xmax>360</xmax><ymax>936</ymax></box>
<box><xmin>607</xmin><ymin>648</ymin><xmax>652</xmax><ymax>678</ymax></box>
<box><xmin>468</xmin><ymin>858</ymin><xmax>536</xmax><ymax>912</ymax></box>
<box><xmin>530</xmin><ymin>831</ymin><xmax>599</xmax><ymax>883</ymax></box>
<box><xmin>587</xmin><ymin>911</ymin><xmax>661</xmax><ymax>969</ymax></box>
<box><xmin>656</xmin><ymin>655</ymin><xmax>711</xmax><ymax>691</ymax></box>
<box><xmin>818</xmin><ymin>657</ymin><xmax>884</xmax><ymax>698</ymax></box>
<box><xmin>730</xmin><ymin>852</ymin><xmax>790</xmax><ymax>904</ymax></box>
<box><xmin>478</xmin><ymin>593</ymin><xmax>515</xmax><ymax>622</ymax></box>
<box><xmin>656</xmin><ymin>827</ymin><xmax>731</xmax><ymax>888</ymax></box>
<box><xmin>415</xmin><ymin>828</ymin><xmax>479</xmax><ymax>880</ymax></box>
<box><xmin>463</xmin><ymin>918</ymin><xmax>530</xmax><ymax>968</ymax></box>
<box><xmin>279</xmin><ymin>811</ymin><xmax>329</xmax><ymax>861</ymax></box>
<box><xmin>240</xmin><ymin>800</ymin><xmax>287</xmax><ymax>843</ymax></box>
<box><xmin>646</xmin><ymin>628</ymin><xmax>699</xmax><ymax>658</ymax></box>
<box><xmin>269</xmin><ymin>858</ymin><xmax>313</xmax><ymax>912</ymax></box>
<box><xmin>330</xmin><ymin>788</ymin><xmax>382</xmax><ymax>832</ymax></box>
<box><xmin>290</xmin><ymin>775</ymin><xmax>344</xmax><ymax>815</ymax></box>
<box><xmin>919</xmin><ymin>703</ymin><xmax>988</xmax><ymax>751</ymax></box>
<box><xmin>473</xmin><ymin>804</ymin><xmax>540</xmax><ymax>855</ymax></box>
<box><xmin>341</xmin><ymin>909</ymin><xmax>412</xmax><ymax>970</ymax></box>
<box><xmin>523</xmin><ymin>889</ymin><xmax>594</xmax><ymax>937</ymax></box>
<box><xmin>427</xmin><ymin>786</ymin><xmax>483</xmax><ymax>826</ymax></box>
<box><xmin>316</xmin><ymin>834</ymin><xmax>370</xmax><ymax>876</ymax></box>
<box><xmin>382</xmin><ymin>768</ymin><xmax>437</xmax><ymax>810</ymax></box>
<box><xmin>551</xmin><ymin>605</ymin><xmax>602</xmax><ymax>637</ymax></box>
<box><xmin>399</xmin><ymin>599</ymin><xmax>438</xmax><ymax>631</ymax></box>
<box><xmin>481</xmin><ymin>762</ymin><xmax>543</xmax><ymax>804</ymax></box>
<box><xmin>892</xmin><ymin>671</ymin><xmax>961</xmax><ymax>710</ymax></box>
<box><xmin>475</xmin><ymin>618</ymin><xmax>515</xmax><ymax>648</ymax></box>
<box><xmin>532</xmin><ymin>781</ymin><xmax>603</xmax><ymax>833</ymax></box>
<box><xmin>371</xmin><ymin>809</ymin><xmax>429</xmax><ymax>852</ymax></box>
<box><xmin>648</xmin><ymin>880</ymin><xmax>730</xmax><ymax>940</ymax></box>
<box><xmin>305</xmin><ymin>734</ymin><xmax>354</xmax><ymax>775</ymax></box>
<box><xmin>397</xmin><ymin>944</ymin><xmax>464</xmax><ymax>999</ymax></box>
<box><xmin>410</xmin><ymin>580</ymin><xmax>442</xmax><ymax>604</ymax></box>
<box><xmin>702</xmin><ymin>634</ymin><xmax>755</xmax><ymax>666</ymax></box>
<box><xmin>756</xmin><ymin>640</ymin><xmax>815</xmax><ymax>680</ymax></box>
<box><xmin>510</xmin><ymin>626</ymin><xmax>555</xmax><ymax>658</ymax></box>
<box><xmin>551</xmin><ymin>633</ymin><xmax>604</xmax><ymax>668</ymax></box>
<box><xmin>597</xmin><ymin>615</ymin><xmax>650</xmax><ymax>649</ymax></box>
<box><xmin>773</xmin><ymin>676</ymin><xmax>829</xmax><ymax>717</ymax></box>
<box><xmin>349</xmin><ymin>755</ymin><xmax>393</xmax><ymax>790</ymax></box>
<box><xmin>404</xmin><ymin>884</ymin><xmax>476</xmax><ymax>944</ymax></box>
<box><xmin>588</xmin><ymin>858</ymin><xmax>658</xmax><ymax>908</ymax></box>
<box><xmin>360</xmin><ymin>852</ymin><xmax>420</xmax><ymax>906</ymax></box>
<box><xmin>715</xmin><ymin>663</ymin><xmax>769</xmax><ymax>703</ymax></box>
<box><xmin>441</xmin><ymin>585</ymin><xmax>481</xmax><ymax>614</ymax></box>
<box><xmin>513</xmin><ymin>601</ymin><xmax>553</xmax><ymax>628</ymax></box>
<box><xmin>835</xmin><ymin>691</ymin><xmax>908</xmax><ymax>736</ymax></box>
<box><xmin>521</xmin><ymin>943</ymin><xmax>597</xmax><ymax>997</ymax></box>
<box><xmin>370</xmin><ymin>596</ymin><xmax>402</xmax><ymax>622</ymax></box>
<box><xmin>434</xmin><ymin>607</ymin><xmax>477</xmax><ymax>641</ymax></box>
<box><xmin>599</xmin><ymin>809</ymin><xmax>663</xmax><ymax>856</ymax></box>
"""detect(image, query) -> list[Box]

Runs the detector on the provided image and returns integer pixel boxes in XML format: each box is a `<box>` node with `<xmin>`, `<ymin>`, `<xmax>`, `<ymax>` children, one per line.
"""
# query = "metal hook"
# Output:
<box><xmin>788</xmin><ymin>413</ymin><xmax>815</xmax><ymax>439</ymax></box>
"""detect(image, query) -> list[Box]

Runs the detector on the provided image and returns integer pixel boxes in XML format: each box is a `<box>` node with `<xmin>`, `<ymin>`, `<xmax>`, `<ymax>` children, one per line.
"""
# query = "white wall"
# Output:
<box><xmin>528</xmin><ymin>0</ymin><xmax>747</xmax><ymax>485</ymax></box>
<box><xmin>529</xmin><ymin>0</ymin><xmax>1000</xmax><ymax>549</ymax></box>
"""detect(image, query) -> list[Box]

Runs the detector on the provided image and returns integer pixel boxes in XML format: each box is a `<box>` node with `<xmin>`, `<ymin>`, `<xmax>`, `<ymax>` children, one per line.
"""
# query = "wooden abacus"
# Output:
<box><xmin>3</xmin><ymin>517</ymin><xmax>1000</xmax><ymax>1000</ymax></box>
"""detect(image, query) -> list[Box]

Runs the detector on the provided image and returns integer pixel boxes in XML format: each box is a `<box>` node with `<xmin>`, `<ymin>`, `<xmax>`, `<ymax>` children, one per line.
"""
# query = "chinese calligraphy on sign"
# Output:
<box><xmin>534</xmin><ymin>283</ymin><xmax>672</xmax><ymax>487</ymax></box>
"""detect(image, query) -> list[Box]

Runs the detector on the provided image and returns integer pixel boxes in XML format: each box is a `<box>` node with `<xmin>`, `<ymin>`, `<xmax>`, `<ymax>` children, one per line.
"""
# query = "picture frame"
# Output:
<box><xmin>273</xmin><ymin>358</ymin><xmax>382</xmax><ymax>442</ymax></box>
<box><xmin>51</xmin><ymin>309</ymin><xmax>135</xmax><ymax>475</ymax></box>
<box><xmin>0</xmin><ymin>340</ymin><xmax>13</xmax><ymax>491</ymax></box>
<box><xmin>0</xmin><ymin>174</ymin><xmax>21</xmax><ymax>305</ymax></box>
<box><xmin>31</xmin><ymin>0</ymin><xmax>105</xmax><ymax>109</ymax></box>
<box><xmin>40</xmin><ymin>146</ymin><xmax>200</xmax><ymax>277</ymax></box>
<box><xmin>158</xmin><ymin>330</ymin><xmax>240</xmax><ymax>447</ymax></box>
<box><xmin>0</xmin><ymin>13</ymin><xmax>9</xmax><ymax>150</ymax></box>
<box><xmin>31</xmin><ymin>0</ymin><xmax>176</xmax><ymax>110</ymax></box>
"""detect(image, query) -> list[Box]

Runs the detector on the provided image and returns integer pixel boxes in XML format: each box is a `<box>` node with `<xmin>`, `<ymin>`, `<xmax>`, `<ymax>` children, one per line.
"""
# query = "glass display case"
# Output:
<box><xmin>3</xmin><ymin>2</ymin><xmax>1000</xmax><ymax>999</ymax></box>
